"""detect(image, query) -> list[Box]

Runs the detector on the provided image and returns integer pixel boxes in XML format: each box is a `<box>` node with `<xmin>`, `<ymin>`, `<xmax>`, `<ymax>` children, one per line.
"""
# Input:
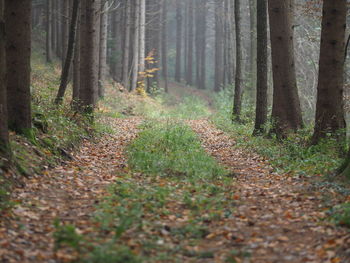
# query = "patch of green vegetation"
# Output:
<box><xmin>128</xmin><ymin>121</ymin><xmax>226</xmax><ymax>179</ymax></box>
<box><xmin>212</xmin><ymin>89</ymin><xmax>343</xmax><ymax>178</ymax></box>
<box><xmin>328</xmin><ymin>203</ymin><xmax>350</xmax><ymax>228</ymax></box>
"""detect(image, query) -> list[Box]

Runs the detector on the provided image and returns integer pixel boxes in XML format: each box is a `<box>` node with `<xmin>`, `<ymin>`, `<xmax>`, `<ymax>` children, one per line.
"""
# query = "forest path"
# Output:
<box><xmin>0</xmin><ymin>117</ymin><xmax>142</xmax><ymax>263</ymax></box>
<box><xmin>188</xmin><ymin>119</ymin><xmax>349</xmax><ymax>263</ymax></box>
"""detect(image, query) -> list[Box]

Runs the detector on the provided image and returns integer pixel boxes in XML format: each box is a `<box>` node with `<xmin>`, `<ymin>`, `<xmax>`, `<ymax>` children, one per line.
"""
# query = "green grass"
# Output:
<box><xmin>327</xmin><ymin>202</ymin><xmax>350</xmax><ymax>228</ymax></box>
<box><xmin>127</xmin><ymin>121</ymin><xmax>226</xmax><ymax>179</ymax></box>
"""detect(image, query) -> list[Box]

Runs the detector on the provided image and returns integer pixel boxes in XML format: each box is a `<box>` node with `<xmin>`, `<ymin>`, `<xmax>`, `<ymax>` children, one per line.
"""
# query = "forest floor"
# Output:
<box><xmin>1</xmin><ymin>83</ymin><xmax>350</xmax><ymax>263</ymax></box>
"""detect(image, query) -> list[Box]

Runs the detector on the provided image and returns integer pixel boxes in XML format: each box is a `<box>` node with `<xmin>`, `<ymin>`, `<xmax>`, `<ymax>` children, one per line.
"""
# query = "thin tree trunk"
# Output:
<box><xmin>131</xmin><ymin>0</ymin><xmax>140</xmax><ymax>92</ymax></box>
<box><xmin>122</xmin><ymin>0</ymin><xmax>131</xmax><ymax>90</ymax></box>
<box><xmin>214</xmin><ymin>0</ymin><xmax>224</xmax><ymax>92</ymax></box>
<box><xmin>248</xmin><ymin>0</ymin><xmax>257</xmax><ymax>101</ymax></box>
<box><xmin>72</xmin><ymin>14</ymin><xmax>80</xmax><ymax>106</ymax></box>
<box><xmin>233</xmin><ymin>0</ymin><xmax>243</xmax><ymax>121</ymax></box>
<box><xmin>175</xmin><ymin>0</ymin><xmax>182</xmax><ymax>82</ymax></box>
<box><xmin>62</xmin><ymin>0</ymin><xmax>70</xmax><ymax>62</ymax></box>
<box><xmin>98</xmin><ymin>0</ymin><xmax>108</xmax><ymax>97</ymax></box>
<box><xmin>253</xmin><ymin>0</ymin><xmax>268</xmax><ymax>135</ymax></box>
<box><xmin>55</xmin><ymin>0</ymin><xmax>80</xmax><ymax>104</ymax></box>
<box><xmin>139</xmin><ymin>0</ymin><xmax>146</xmax><ymax>80</ymax></box>
<box><xmin>161</xmin><ymin>0</ymin><xmax>168</xmax><ymax>92</ymax></box>
<box><xmin>46</xmin><ymin>0</ymin><xmax>53</xmax><ymax>63</ymax></box>
<box><xmin>186</xmin><ymin>0</ymin><xmax>194</xmax><ymax>86</ymax></box>
<box><xmin>6</xmin><ymin>0</ymin><xmax>32</xmax><ymax>134</ymax></box>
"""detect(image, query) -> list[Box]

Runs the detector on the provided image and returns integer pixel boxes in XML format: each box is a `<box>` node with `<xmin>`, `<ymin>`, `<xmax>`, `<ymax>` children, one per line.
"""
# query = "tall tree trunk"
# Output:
<box><xmin>72</xmin><ymin>14</ymin><xmax>80</xmax><ymax>106</ymax></box>
<box><xmin>6</xmin><ymin>0</ymin><xmax>32</xmax><ymax>134</ymax></box>
<box><xmin>199</xmin><ymin>0</ymin><xmax>207</xmax><ymax>90</ymax></box>
<box><xmin>161</xmin><ymin>0</ymin><xmax>168</xmax><ymax>92</ymax></box>
<box><xmin>253</xmin><ymin>0</ymin><xmax>268</xmax><ymax>135</ymax></box>
<box><xmin>46</xmin><ymin>0</ymin><xmax>52</xmax><ymax>63</ymax></box>
<box><xmin>312</xmin><ymin>0</ymin><xmax>346</xmax><ymax>144</ymax></box>
<box><xmin>139</xmin><ymin>0</ymin><xmax>146</xmax><ymax>83</ymax></box>
<box><xmin>233</xmin><ymin>0</ymin><xmax>243</xmax><ymax>121</ymax></box>
<box><xmin>55</xmin><ymin>0</ymin><xmax>80</xmax><ymax>104</ymax></box>
<box><xmin>214</xmin><ymin>0</ymin><xmax>224</xmax><ymax>92</ymax></box>
<box><xmin>51</xmin><ymin>0</ymin><xmax>57</xmax><ymax>56</ymax></box>
<box><xmin>131</xmin><ymin>0</ymin><xmax>140</xmax><ymax>92</ymax></box>
<box><xmin>248</xmin><ymin>0</ymin><xmax>257</xmax><ymax>102</ymax></box>
<box><xmin>62</xmin><ymin>0</ymin><xmax>70</xmax><ymax>62</ymax></box>
<box><xmin>122</xmin><ymin>0</ymin><xmax>131</xmax><ymax>90</ymax></box>
<box><xmin>0</xmin><ymin>0</ymin><xmax>9</xmax><ymax>156</ymax></box>
<box><xmin>175</xmin><ymin>0</ymin><xmax>182</xmax><ymax>83</ymax></box>
<box><xmin>98</xmin><ymin>0</ymin><xmax>108</xmax><ymax>97</ymax></box>
<box><xmin>268</xmin><ymin>0</ymin><xmax>303</xmax><ymax>137</ymax></box>
<box><xmin>78</xmin><ymin>0</ymin><xmax>100</xmax><ymax>113</ymax></box>
<box><xmin>186</xmin><ymin>0</ymin><xmax>194</xmax><ymax>86</ymax></box>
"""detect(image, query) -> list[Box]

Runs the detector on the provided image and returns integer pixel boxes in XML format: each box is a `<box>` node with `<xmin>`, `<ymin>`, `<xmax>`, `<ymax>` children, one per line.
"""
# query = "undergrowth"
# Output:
<box><xmin>53</xmin><ymin>121</ymin><xmax>236</xmax><ymax>262</ymax></box>
<box><xmin>212</xmin><ymin>89</ymin><xmax>344</xmax><ymax>178</ymax></box>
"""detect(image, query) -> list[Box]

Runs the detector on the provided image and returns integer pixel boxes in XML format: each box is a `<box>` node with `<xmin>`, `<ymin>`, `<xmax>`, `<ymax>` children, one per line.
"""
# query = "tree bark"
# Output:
<box><xmin>6</xmin><ymin>0</ymin><xmax>32</xmax><ymax>134</ymax></box>
<box><xmin>253</xmin><ymin>0</ymin><xmax>268</xmax><ymax>135</ymax></box>
<box><xmin>55</xmin><ymin>0</ymin><xmax>80</xmax><ymax>104</ymax></box>
<box><xmin>312</xmin><ymin>0</ymin><xmax>346</xmax><ymax>144</ymax></box>
<box><xmin>268</xmin><ymin>0</ymin><xmax>303</xmax><ymax>137</ymax></box>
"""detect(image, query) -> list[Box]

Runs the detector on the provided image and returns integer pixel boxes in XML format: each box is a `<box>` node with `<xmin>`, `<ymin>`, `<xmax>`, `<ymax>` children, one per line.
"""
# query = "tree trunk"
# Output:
<box><xmin>6</xmin><ymin>0</ymin><xmax>32</xmax><ymax>134</ymax></box>
<box><xmin>98</xmin><ymin>0</ymin><xmax>108</xmax><ymax>97</ymax></box>
<box><xmin>55</xmin><ymin>0</ymin><xmax>80</xmax><ymax>104</ymax></box>
<box><xmin>78</xmin><ymin>0</ymin><xmax>100</xmax><ymax>113</ymax></box>
<box><xmin>253</xmin><ymin>0</ymin><xmax>268</xmax><ymax>135</ymax></box>
<box><xmin>0</xmin><ymin>0</ymin><xmax>9</xmax><ymax>156</ymax></box>
<box><xmin>312</xmin><ymin>0</ymin><xmax>346</xmax><ymax>144</ymax></box>
<box><xmin>161</xmin><ymin>0</ymin><xmax>168</xmax><ymax>92</ymax></box>
<box><xmin>46</xmin><ymin>0</ymin><xmax>52</xmax><ymax>63</ymax></box>
<box><xmin>248</xmin><ymin>0</ymin><xmax>257</xmax><ymax>101</ymax></box>
<box><xmin>268</xmin><ymin>0</ymin><xmax>303</xmax><ymax>137</ymax></box>
<box><xmin>62</xmin><ymin>0</ymin><xmax>70</xmax><ymax>62</ymax></box>
<box><xmin>214</xmin><ymin>0</ymin><xmax>224</xmax><ymax>92</ymax></box>
<box><xmin>175</xmin><ymin>0</ymin><xmax>182</xmax><ymax>83</ymax></box>
<box><xmin>122</xmin><ymin>0</ymin><xmax>131</xmax><ymax>90</ymax></box>
<box><xmin>139</xmin><ymin>0</ymin><xmax>146</xmax><ymax>83</ymax></box>
<box><xmin>195</xmin><ymin>0</ymin><xmax>207</xmax><ymax>90</ymax></box>
<box><xmin>233</xmin><ymin>0</ymin><xmax>243</xmax><ymax>121</ymax></box>
<box><xmin>186</xmin><ymin>0</ymin><xmax>194</xmax><ymax>86</ymax></box>
<box><xmin>131</xmin><ymin>0</ymin><xmax>140</xmax><ymax>92</ymax></box>
<box><xmin>72</xmin><ymin>14</ymin><xmax>80</xmax><ymax>106</ymax></box>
